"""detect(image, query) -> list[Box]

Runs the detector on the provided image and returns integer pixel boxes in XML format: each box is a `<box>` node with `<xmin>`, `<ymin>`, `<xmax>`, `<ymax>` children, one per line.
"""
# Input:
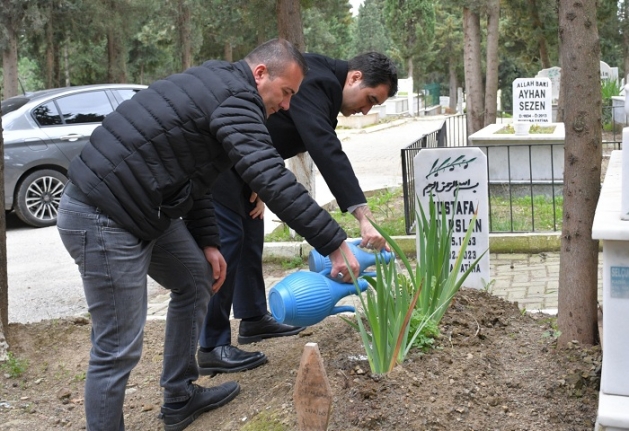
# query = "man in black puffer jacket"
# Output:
<box><xmin>57</xmin><ymin>39</ymin><xmax>360</xmax><ymax>431</ymax></box>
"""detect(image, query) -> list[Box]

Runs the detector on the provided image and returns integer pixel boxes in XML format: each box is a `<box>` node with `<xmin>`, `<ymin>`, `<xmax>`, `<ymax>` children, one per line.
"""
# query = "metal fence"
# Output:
<box><xmin>423</xmin><ymin>83</ymin><xmax>441</xmax><ymax>107</ymax></box>
<box><xmin>401</xmin><ymin>109</ymin><xmax>624</xmax><ymax>235</ymax></box>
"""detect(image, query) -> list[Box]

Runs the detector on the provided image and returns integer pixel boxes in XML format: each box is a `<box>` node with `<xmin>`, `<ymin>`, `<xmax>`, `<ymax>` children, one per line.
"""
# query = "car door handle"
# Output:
<box><xmin>59</xmin><ymin>134</ymin><xmax>85</xmax><ymax>142</ymax></box>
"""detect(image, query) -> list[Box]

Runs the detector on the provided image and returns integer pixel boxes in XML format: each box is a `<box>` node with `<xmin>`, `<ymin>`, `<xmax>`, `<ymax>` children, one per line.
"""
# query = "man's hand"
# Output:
<box><xmin>353</xmin><ymin>205</ymin><xmax>389</xmax><ymax>251</ymax></box>
<box><xmin>203</xmin><ymin>246</ymin><xmax>227</xmax><ymax>293</ymax></box>
<box><xmin>328</xmin><ymin>241</ymin><xmax>360</xmax><ymax>283</ymax></box>
<box><xmin>249</xmin><ymin>192</ymin><xmax>265</xmax><ymax>220</ymax></box>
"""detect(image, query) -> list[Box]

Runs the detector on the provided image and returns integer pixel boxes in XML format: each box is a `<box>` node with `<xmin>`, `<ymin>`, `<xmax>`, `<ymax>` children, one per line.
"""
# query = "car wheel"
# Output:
<box><xmin>15</xmin><ymin>170</ymin><xmax>67</xmax><ymax>228</ymax></box>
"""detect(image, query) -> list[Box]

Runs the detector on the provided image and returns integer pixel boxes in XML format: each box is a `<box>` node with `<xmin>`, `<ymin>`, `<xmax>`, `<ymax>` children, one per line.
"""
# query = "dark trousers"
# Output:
<box><xmin>199</xmin><ymin>200</ymin><xmax>267</xmax><ymax>349</ymax></box>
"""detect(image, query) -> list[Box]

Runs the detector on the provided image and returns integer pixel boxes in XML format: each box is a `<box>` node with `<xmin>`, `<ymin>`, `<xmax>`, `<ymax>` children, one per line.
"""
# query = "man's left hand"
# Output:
<box><xmin>249</xmin><ymin>192</ymin><xmax>265</xmax><ymax>220</ymax></box>
<box><xmin>203</xmin><ymin>246</ymin><xmax>227</xmax><ymax>293</ymax></box>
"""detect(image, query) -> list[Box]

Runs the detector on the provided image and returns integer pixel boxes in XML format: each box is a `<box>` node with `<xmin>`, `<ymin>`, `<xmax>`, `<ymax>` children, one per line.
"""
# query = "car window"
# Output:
<box><xmin>117</xmin><ymin>89</ymin><xmax>140</xmax><ymax>101</ymax></box>
<box><xmin>1</xmin><ymin>96</ymin><xmax>29</xmax><ymax>116</ymax></box>
<box><xmin>54</xmin><ymin>91</ymin><xmax>114</xmax><ymax>125</ymax></box>
<box><xmin>33</xmin><ymin>101</ymin><xmax>63</xmax><ymax>126</ymax></box>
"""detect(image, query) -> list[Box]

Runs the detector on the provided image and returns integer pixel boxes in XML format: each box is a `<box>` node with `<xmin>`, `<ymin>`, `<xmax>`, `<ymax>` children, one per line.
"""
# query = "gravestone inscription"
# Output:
<box><xmin>512</xmin><ymin>77</ymin><xmax>552</xmax><ymax>123</ymax></box>
<box><xmin>414</xmin><ymin>147</ymin><xmax>490</xmax><ymax>289</ymax></box>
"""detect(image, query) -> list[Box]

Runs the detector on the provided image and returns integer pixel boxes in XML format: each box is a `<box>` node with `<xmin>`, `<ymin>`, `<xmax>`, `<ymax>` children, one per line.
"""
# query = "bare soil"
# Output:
<box><xmin>0</xmin><ymin>269</ymin><xmax>601</xmax><ymax>431</ymax></box>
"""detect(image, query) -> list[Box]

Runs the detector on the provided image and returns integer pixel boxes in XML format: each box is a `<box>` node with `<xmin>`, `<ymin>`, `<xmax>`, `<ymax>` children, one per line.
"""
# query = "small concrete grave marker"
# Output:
<box><xmin>414</xmin><ymin>147</ymin><xmax>490</xmax><ymax>289</ymax></box>
<box><xmin>293</xmin><ymin>342</ymin><xmax>333</xmax><ymax>431</ymax></box>
<box><xmin>512</xmin><ymin>77</ymin><xmax>552</xmax><ymax>123</ymax></box>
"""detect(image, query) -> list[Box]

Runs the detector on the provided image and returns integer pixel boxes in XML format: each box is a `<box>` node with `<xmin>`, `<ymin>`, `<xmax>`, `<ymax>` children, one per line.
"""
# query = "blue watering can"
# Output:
<box><xmin>308</xmin><ymin>239</ymin><xmax>394</xmax><ymax>276</ymax></box>
<box><xmin>268</xmin><ymin>271</ymin><xmax>369</xmax><ymax>327</ymax></box>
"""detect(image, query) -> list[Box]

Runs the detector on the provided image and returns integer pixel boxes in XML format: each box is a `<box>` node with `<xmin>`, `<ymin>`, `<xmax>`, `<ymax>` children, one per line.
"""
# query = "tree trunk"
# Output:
<box><xmin>0</xmin><ymin>112</ymin><xmax>10</xmax><ymax>353</ymax></box>
<box><xmin>557</xmin><ymin>0</ymin><xmax>602</xmax><ymax>346</ymax></box>
<box><xmin>224</xmin><ymin>42</ymin><xmax>233</xmax><ymax>62</ymax></box>
<box><xmin>63</xmin><ymin>43</ymin><xmax>70</xmax><ymax>87</ymax></box>
<box><xmin>463</xmin><ymin>7</ymin><xmax>484</xmax><ymax>136</ymax></box>
<box><xmin>623</xmin><ymin>9</ymin><xmax>629</xmax><ymax>83</ymax></box>
<box><xmin>276</xmin><ymin>0</ymin><xmax>314</xmax><ymax>200</ymax></box>
<box><xmin>276</xmin><ymin>0</ymin><xmax>305</xmax><ymax>51</ymax></box>
<box><xmin>45</xmin><ymin>4</ymin><xmax>55</xmax><ymax>89</ymax></box>
<box><xmin>483</xmin><ymin>0</ymin><xmax>499</xmax><ymax>126</ymax></box>
<box><xmin>449</xmin><ymin>57</ymin><xmax>458</xmax><ymax>112</ymax></box>
<box><xmin>177</xmin><ymin>0</ymin><xmax>192</xmax><ymax>70</ymax></box>
<box><xmin>528</xmin><ymin>0</ymin><xmax>551</xmax><ymax>69</ymax></box>
<box><xmin>2</xmin><ymin>29</ymin><xmax>19</xmax><ymax>99</ymax></box>
<box><xmin>106</xmin><ymin>0</ymin><xmax>127</xmax><ymax>83</ymax></box>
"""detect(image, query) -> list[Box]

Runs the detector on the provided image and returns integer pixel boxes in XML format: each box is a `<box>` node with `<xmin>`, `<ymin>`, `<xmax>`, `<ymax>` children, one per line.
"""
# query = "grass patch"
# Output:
<box><xmin>1</xmin><ymin>352</ymin><xmax>28</xmax><ymax>378</ymax></box>
<box><xmin>264</xmin><ymin>187</ymin><xmax>563</xmax><ymax>241</ymax></box>
<box><xmin>490</xmin><ymin>195</ymin><xmax>562</xmax><ymax>232</ymax></box>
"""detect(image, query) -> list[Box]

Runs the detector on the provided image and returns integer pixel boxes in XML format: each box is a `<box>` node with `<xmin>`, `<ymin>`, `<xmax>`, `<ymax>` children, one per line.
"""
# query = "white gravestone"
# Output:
<box><xmin>600</xmin><ymin>60</ymin><xmax>619</xmax><ymax>82</ymax></box>
<box><xmin>537</xmin><ymin>61</ymin><xmax>619</xmax><ymax>106</ymax></box>
<box><xmin>536</xmin><ymin>67</ymin><xmax>561</xmax><ymax>103</ymax></box>
<box><xmin>512</xmin><ymin>77</ymin><xmax>552</xmax><ymax>123</ymax></box>
<box><xmin>414</xmin><ymin>148</ymin><xmax>490</xmax><ymax>289</ymax></box>
<box><xmin>397</xmin><ymin>77</ymin><xmax>415</xmax><ymax>116</ymax></box>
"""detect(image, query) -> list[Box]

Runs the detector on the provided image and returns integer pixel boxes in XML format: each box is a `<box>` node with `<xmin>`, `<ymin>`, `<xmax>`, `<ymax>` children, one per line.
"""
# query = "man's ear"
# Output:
<box><xmin>252</xmin><ymin>64</ymin><xmax>268</xmax><ymax>84</ymax></box>
<box><xmin>347</xmin><ymin>70</ymin><xmax>363</xmax><ymax>86</ymax></box>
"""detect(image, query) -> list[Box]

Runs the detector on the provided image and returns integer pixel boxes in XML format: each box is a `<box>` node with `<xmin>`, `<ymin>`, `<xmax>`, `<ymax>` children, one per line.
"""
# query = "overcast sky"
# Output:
<box><xmin>349</xmin><ymin>0</ymin><xmax>364</xmax><ymax>16</ymax></box>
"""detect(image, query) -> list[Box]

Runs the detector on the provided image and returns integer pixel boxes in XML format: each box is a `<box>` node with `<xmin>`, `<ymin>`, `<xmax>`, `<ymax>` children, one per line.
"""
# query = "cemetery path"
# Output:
<box><xmin>2</xmin><ymin>275</ymin><xmax>600</xmax><ymax>430</ymax></box>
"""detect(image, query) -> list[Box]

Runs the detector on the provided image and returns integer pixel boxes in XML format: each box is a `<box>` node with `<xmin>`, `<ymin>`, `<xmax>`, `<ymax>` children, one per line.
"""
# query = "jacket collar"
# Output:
<box><xmin>234</xmin><ymin>60</ymin><xmax>256</xmax><ymax>87</ymax></box>
<box><xmin>332</xmin><ymin>59</ymin><xmax>349</xmax><ymax>89</ymax></box>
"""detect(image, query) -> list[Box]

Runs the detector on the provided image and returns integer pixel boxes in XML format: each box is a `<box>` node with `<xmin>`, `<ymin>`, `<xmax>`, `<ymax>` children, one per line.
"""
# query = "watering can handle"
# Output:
<box><xmin>330</xmin><ymin>305</ymin><xmax>356</xmax><ymax>315</ymax></box>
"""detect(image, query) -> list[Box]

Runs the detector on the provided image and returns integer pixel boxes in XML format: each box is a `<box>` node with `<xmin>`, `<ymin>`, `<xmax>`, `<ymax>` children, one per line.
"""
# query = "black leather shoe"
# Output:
<box><xmin>238</xmin><ymin>313</ymin><xmax>306</xmax><ymax>344</ymax></box>
<box><xmin>160</xmin><ymin>382</ymin><xmax>240</xmax><ymax>431</ymax></box>
<box><xmin>197</xmin><ymin>345</ymin><xmax>267</xmax><ymax>376</ymax></box>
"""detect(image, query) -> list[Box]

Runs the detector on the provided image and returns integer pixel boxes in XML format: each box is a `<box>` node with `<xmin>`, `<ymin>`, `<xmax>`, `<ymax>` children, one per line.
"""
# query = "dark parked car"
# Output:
<box><xmin>1</xmin><ymin>83</ymin><xmax>146</xmax><ymax>227</ymax></box>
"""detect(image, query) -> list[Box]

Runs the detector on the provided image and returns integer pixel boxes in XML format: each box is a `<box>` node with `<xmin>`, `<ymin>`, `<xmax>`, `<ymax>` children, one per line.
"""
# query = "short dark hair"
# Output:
<box><xmin>348</xmin><ymin>52</ymin><xmax>398</xmax><ymax>97</ymax></box>
<box><xmin>245</xmin><ymin>38</ymin><xmax>308</xmax><ymax>78</ymax></box>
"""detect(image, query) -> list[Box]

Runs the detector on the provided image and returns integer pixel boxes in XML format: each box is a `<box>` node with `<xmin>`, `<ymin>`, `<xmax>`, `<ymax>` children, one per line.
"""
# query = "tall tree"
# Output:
<box><xmin>105</xmin><ymin>0</ymin><xmax>128</xmax><ymax>82</ymax></box>
<box><xmin>352</xmin><ymin>0</ymin><xmax>393</xmax><ymax>57</ymax></box>
<box><xmin>177</xmin><ymin>0</ymin><xmax>192</xmax><ymax>69</ymax></box>
<box><xmin>0</xmin><ymin>113</ymin><xmax>8</xmax><ymax>338</ymax></box>
<box><xmin>463</xmin><ymin>6</ymin><xmax>484</xmax><ymax>134</ymax></box>
<box><xmin>618</xmin><ymin>0</ymin><xmax>629</xmax><ymax>77</ymax></box>
<box><xmin>433</xmin><ymin>4</ymin><xmax>464</xmax><ymax>111</ymax></box>
<box><xmin>384</xmin><ymin>0</ymin><xmax>435</xmax><ymax>82</ymax></box>
<box><xmin>460</xmin><ymin>0</ymin><xmax>500</xmax><ymax>133</ymax></box>
<box><xmin>303</xmin><ymin>0</ymin><xmax>352</xmax><ymax>59</ymax></box>
<box><xmin>557</xmin><ymin>0</ymin><xmax>602</xmax><ymax>346</ymax></box>
<box><xmin>483</xmin><ymin>0</ymin><xmax>499</xmax><ymax>126</ymax></box>
<box><xmin>276</xmin><ymin>0</ymin><xmax>314</xmax><ymax>198</ymax></box>
<box><xmin>0</xmin><ymin>0</ymin><xmax>29</xmax><ymax>98</ymax></box>
<box><xmin>277</xmin><ymin>0</ymin><xmax>305</xmax><ymax>51</ymax></box>
<box><xmin>527</xmin><ymin>0</ymin><xmax>552</xmax><ymax>68</ymax></box>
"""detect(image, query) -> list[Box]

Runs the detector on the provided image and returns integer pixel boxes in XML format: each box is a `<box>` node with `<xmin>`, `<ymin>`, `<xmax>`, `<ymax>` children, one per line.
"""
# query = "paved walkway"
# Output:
<box><xmin>146</xmin><ymin>251</ymin><xmax>605</xmax><ymax>320</ymax></box>
<box><xmin>489</xmin><ymin>252</ymin><xmax>603</xmax><ymax>313</ymax></box>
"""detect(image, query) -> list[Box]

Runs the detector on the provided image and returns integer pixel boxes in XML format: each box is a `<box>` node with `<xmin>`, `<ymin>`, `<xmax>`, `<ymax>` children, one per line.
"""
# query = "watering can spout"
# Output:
<box><xmin>308</xmin><ymin>239</ymin><xmax>394</xmax><ymax>275</ymax></box>
<box><xmin>331</xmin><ymin>305</ymin><xmax>356</xmax><ymax>315</ymax></box>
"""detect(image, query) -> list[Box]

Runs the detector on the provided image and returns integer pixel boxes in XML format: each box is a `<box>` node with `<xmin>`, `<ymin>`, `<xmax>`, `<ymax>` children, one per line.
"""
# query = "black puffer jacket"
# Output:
<box><xmin>68</xmin><ymin>60</ymin><xmax>346</xmax><ymax>256</ymax></box>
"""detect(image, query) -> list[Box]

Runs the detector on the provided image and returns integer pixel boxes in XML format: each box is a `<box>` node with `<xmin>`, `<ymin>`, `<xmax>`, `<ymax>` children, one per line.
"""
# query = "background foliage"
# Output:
<box><xmin>1</xmin><ymin>0</ymin><xmax>627</xmax><ymax>106</ymax></box>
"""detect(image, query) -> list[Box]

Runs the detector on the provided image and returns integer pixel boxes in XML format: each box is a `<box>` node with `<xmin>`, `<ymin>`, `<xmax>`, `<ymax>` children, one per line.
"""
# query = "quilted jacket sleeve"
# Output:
<box><xmin>184</xmin><ymin>192</ymin><xmax>220</xmax><ymax>249</ymax></box>
<box><xmin>209</xmin><ymin>91</ymin><xmax>347</xmax><ymax>256</ymax></box>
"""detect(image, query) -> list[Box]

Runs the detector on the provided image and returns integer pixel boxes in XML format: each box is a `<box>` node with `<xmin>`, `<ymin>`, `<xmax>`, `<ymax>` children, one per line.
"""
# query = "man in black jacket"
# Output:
<box><xmin>197</xmin><ymin>52</ymin><xmax>398</xmax><ymax>375</ymax></box>
<box><xmin>57</xmin><ymin>39</ymin><xmax>360</xmax><ymax>431</ymax></box>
